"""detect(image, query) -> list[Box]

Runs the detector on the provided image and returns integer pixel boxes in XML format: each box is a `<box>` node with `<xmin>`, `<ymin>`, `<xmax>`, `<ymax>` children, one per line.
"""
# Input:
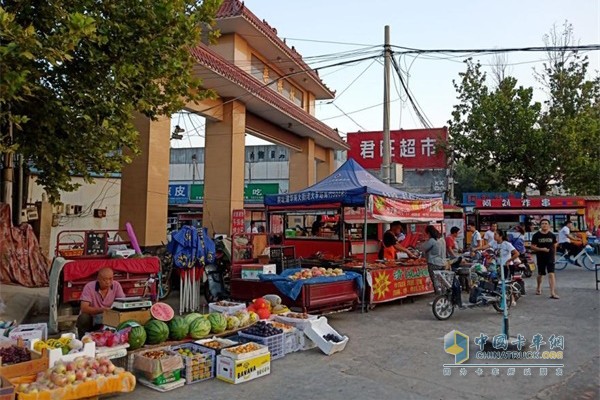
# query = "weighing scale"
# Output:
<box><xmin>112</xmin><ymin>296</ymin><xmax>152</xmax><ymax>310</ymax></box>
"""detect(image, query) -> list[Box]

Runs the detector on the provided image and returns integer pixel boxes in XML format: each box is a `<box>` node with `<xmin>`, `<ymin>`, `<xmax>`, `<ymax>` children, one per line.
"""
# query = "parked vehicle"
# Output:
<box><xmin>203</xmin><ymin>235</ymin><xmax>232</xmax><ymax>303</ymax></box>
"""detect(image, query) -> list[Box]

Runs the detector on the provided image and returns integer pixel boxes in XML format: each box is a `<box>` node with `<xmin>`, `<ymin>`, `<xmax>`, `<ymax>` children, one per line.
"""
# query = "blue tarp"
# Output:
<box><xmin>264</xmin><ymin>158</ymin><xmax>439</xmax><ymax>207</ymax></box>
<box><xmin>259</xmin><ymin>268</ymin><xmax>363</xmax><ymax>301</ymax></box>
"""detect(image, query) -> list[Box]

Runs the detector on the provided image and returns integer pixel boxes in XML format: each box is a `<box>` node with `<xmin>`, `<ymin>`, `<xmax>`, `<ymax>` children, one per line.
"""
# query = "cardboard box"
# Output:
<box><xmin>0</xmin><ymin>342</ymin><xmax>48</xmax><ymax>379</ymax></box>
<box><xmin>8</xmin><ymin>324</ymin><xmax>47</xmax><ymax>346</ymax></box>
<box><xmin>0</xmin><ymin>375</ymin><xmax>15</xmax><ymax>400</ymax></box>
<box><xmin>144</xmin><ymin>369</ymin><xmax>181</xmax><ymax>386</ymax></box>
<box><xmin>103</xmin><ymin>309</ymin><xmax>151</xmax><ymax>328</ymax></box>
<box><xmin>133</xmin><ymin>350</ymin><xmax>183</xmax><ymax>379</ymax></box>
<box><xmin>216</xmin><ymin>353</ymin><xmax>270</xmax><ymax>384</ymax></box>
<box><xmin>240</xmin><ymin>264</ymin><xmax>276</xmax><ymax>280</ymax></box>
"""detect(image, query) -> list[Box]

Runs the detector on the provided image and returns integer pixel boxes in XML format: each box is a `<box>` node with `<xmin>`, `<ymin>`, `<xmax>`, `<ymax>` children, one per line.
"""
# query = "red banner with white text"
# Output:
<box><xmin>369</xmin><ymin>195</ymin><xmax>444</xmax><ymax>222</ymax></box>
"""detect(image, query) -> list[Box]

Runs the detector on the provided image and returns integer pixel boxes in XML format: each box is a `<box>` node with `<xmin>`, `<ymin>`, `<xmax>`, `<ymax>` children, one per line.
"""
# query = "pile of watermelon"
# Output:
<box><xmin>130</xmin><ymin>302</ymin><xmax>251</xmax><ymax>347</ymax></box>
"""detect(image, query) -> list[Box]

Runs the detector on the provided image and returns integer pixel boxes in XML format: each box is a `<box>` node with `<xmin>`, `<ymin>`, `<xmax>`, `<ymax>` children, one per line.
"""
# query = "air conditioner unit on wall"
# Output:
<box><xmin>65</xmin><ymin>204</ymin><xmax>74</xmax><ymax>215</ymax></box>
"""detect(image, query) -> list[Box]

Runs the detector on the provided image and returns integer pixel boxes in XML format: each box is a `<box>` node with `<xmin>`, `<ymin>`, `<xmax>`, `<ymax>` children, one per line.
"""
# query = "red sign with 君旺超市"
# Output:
<box><xmin>346</xmin><ymin>128</ymin><xmax>448</xmax><ymax>169</ymax></box>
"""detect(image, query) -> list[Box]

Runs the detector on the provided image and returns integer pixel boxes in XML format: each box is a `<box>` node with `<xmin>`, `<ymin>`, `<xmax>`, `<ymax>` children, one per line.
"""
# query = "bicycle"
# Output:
<box><xmin>555</xmin><ymin>245</ymin><xmax>596</xmax><ymax>271</ymax></box>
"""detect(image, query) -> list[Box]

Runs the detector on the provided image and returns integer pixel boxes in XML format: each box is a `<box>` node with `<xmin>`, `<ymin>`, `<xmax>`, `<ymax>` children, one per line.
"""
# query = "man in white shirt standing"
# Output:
<box><xmin>484</xmin><ymin>222</ymin><xmax>498</xmax><ymax>249</ymax></box>
<box><xmin>467</xmin><ymin>222</ymin><xmax>484</xmax><ymax>253</ymax></box>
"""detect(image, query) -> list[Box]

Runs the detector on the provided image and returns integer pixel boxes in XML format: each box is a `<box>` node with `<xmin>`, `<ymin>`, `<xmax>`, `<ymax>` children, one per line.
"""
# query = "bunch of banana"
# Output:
<box><xmin>33</xmin><ymin>337</ymin><xmax>71</xmax><ymax>352</ymax></box>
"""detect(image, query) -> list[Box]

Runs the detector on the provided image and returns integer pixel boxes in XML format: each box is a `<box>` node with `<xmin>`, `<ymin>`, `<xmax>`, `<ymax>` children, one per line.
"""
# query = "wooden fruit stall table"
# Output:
<box><xmin>230</xmin><ymin>278</ymin><xmax>360</xmax><ymax>314</ymax></box>
<box><xmin>343</xmin><ymin>260</ymin><xmax>434</xmax><ymax>305</ymax></box>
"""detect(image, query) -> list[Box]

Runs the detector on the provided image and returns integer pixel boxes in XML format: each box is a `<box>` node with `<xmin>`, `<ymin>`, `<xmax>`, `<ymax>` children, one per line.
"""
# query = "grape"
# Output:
<box><xmin>323</xmin><ymin>334</ymin><xmax>342</xmax><ymax>343</ymax></box>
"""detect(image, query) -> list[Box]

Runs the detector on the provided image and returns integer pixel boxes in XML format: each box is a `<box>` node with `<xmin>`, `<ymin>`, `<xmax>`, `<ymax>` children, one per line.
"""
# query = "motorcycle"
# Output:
<box><xmin>432</xmin><ymin>265</ymin><xmax>516</xmax><ymax>320</ymax></box>
<box><xmin>203</xmin><ymin>235</ymin><xmax>232</xmax><ymax>303</ymax></box>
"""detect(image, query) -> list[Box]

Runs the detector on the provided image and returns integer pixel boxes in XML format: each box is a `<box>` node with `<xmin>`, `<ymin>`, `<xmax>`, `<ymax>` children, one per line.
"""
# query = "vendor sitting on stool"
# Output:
<box><xmin>378</xmin><ymin>221</ymin><xmax>417</xmax><ymax>260</ymax></box>
<box><xmin>76</xmin><ymin>267</ymin><xmax>125</xmax><ymax>338</ymax></box>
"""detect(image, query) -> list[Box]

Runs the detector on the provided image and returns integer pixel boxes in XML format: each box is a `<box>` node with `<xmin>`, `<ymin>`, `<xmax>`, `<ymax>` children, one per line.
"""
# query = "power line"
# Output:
<box><xmin>391</xmin><ymin>44</ymin><xmax>600</xmax><ymax>54</ymax></box>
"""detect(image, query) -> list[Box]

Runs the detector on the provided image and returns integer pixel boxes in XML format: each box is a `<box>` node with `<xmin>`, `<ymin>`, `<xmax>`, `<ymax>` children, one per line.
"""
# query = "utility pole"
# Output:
<box><xmin>381</xmin><ymin>25</ymin><xmax>392</xmax><ymax>184</ymax></box>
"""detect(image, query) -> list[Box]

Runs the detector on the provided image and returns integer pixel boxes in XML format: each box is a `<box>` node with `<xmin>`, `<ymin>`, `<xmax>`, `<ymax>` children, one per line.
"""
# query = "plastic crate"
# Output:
<box><xmin>238</xmin><ymin>331</ymin><xmax>285</xmax><ymax>360</ymax></box>
<box><xmin>111</xmin><ymin>355</ymin><xmax>128</xmax><ymax>370</ymax></box>
<box><xmin>281</xmin><ymin>258</ymin><xmax>301</xmax><ymax>271</ymax></box>
<box><xmin>283</xmin><ymin>329</ymin><xmax>301</xmax><ymax>354</ymax></box>
<box><xmin>170</xmin><ymin>343</ymin><xmax>216</xmax><ymax>384</ymax></box>
<box><xmin>303</xmin><ymin>317</ymin><xmax>348</xmax><ymax>356</ymax></box>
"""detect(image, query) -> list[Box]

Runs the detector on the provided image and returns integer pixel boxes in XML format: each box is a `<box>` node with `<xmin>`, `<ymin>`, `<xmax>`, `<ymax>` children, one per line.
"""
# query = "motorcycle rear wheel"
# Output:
<box><xmin>492</xmin><ymin>287</ymin><xmax>513</xmax><ymax>312</ymax></box>
<box><xmin>432</xmin><ymin>295</ymin><xmax>455</xmax><ymax>320</ymax></box>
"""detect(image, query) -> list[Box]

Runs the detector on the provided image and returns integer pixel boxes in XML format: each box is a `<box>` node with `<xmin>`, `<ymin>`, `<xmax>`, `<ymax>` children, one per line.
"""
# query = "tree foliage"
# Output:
<box><xmin>1</xmin><ymin>0</ymin><xmax>222</xmax><ymax>200</ymax></box>
<box><xmin>448</xmin><ymin>23</ymin><xmax>600</xmax><ymax>196</ymax></box>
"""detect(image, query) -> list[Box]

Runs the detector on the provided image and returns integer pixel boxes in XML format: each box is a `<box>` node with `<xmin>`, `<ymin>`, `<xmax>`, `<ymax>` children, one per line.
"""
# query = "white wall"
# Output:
<box><xmin>27</xmin><ymin>176</ymin><xmax>122</xmax><ymax>256</ymax></box>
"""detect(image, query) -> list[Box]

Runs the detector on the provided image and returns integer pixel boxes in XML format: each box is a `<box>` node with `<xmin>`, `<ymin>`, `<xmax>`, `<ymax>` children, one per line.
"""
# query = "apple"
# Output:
<box><xmin>66</xmin><ymin>371</ymin><xmax>76</xmax><ymax>384</ymax></box>
<box><xmin>98</xmin><ymin>365</ymin><xmax>108</xmax><ymax>375</ymax></box>
<box><xmin>114</xmin><ymin>367</ymin><xmax>125</xmax><ymax>374</ymax></box>
<box><xmin>66</xmin><ymin>362</ymin><xmax>76</xmax><ymax>372</ymax></box>
<box><xmin>107</xmin><ymin>363</ymin><xmax>116</xmax><ymax>373</ymax></box>
<box><xmin>54</xmin><ymin>362</ymin><xmax>66</xmax><ymax>374</ymax></box>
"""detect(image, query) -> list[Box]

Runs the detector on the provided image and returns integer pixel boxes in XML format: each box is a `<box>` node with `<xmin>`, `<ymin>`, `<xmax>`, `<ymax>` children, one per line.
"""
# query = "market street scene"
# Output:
<box><xmin>0</xmin><ymin>1</ymin><xmax>599</xmax><ymax>399</ymax></box>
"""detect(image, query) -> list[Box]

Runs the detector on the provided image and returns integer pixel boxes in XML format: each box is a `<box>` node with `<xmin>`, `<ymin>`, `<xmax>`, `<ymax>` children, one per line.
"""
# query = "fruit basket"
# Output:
<box><xmin>208</xmin><ymin>301</ymin><xmax>247</xmax><ymax>315</ymax></box>
<box><xmin>220</xmin><ymin>343</ymin><xmax>269</xmax><ymax>361</ymax></box>
<box><xmin>170</xmin><ymin>343</ymin><xmax>216</xmax><ymax>384</ymax></box>
<box><xmin>238</xmin><ymin>332</ymin><xmax>284</xmax><ymax>360</ymax></box>
<box><xmin>195</xmin><ymin>338</ymin><xmax>239</xmax><ymax>355</ymax></box>
<box><xmin>273</xmin><ymin>312</ymin><xmax>318</xmax><ymax>331</ymax></box>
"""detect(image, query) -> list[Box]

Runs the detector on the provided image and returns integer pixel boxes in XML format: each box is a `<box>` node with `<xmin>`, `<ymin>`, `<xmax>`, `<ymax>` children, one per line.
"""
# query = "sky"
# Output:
<box><xmin>170</xmin><ymin>0</ymin><xmax>600</xmax><ymax>148</ymax></box>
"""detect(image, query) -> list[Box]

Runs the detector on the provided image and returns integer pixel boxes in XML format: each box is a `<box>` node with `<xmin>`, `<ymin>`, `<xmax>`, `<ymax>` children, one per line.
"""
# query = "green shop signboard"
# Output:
<box><xmin>188</xmin><ymin>183</ymin><xmax>278</xmax><ymax>203</ymax></box>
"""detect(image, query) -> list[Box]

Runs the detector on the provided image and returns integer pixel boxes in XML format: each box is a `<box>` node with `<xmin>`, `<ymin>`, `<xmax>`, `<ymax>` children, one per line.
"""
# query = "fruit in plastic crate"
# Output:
<box><xmin>168</xmin><ymin>316</ymin><xmax>189</xmax><ymax>340</ymax></box>
<box><xmin>144</xmin><ymin>320</ymin><xmax>169</xmax><ymax>344</ymax></box>
<box><xmin>242</xmin><ymin>321</ymin><xmax>283</xmax><ymax>337</ymax></box>
<box><xmin>189</xmin><ymin>318</ymin><xmax>212</xmax><ymax>339</ymax></box>
<box><xmin>207</xmin><ymin>313</ymin><xmax>227</xmax><ymax>334</ymax></box>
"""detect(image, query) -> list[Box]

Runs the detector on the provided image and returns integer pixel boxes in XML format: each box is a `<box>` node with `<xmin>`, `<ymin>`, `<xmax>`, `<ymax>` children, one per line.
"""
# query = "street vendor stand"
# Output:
<box><xmin>48</xmin><ymin>229</ymin><xmax>160</xmax><ymax>334</ymax></box>
<box><xmin>257</xmin><ymin>159</ymin><xmax>443</xmax><ymax>311</ymax></box>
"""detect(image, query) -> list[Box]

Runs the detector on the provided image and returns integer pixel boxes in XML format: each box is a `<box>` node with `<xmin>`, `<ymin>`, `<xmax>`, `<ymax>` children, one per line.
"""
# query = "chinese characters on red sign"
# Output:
<box><xmin>231</xmin><ymin>209</ymin><xmax>245</xmax><ymax>235</ymax></box>
<box><xmin>346</xmin><ymin>128</ymin><xmax>448</xmax><ymax>169</ymax></box>
<box><xmin>475</xmin><ymin>197</ymin><xmax>585</xmax><ymax>208</ymax></box>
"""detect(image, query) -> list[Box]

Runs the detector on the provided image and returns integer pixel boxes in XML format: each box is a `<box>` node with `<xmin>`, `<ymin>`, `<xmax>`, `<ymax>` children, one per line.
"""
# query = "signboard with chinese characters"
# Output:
<box><xmin>462</xmin><ymin>192</ymin><xmax>521</xmax><ymax>207</ymax></box>
<box><xmin>84</xmin><ymin>231</ymin><xmax>107</xmax><ymax>256</ymax></box>
<box><xmin>346</xmin><ymin>128</ymin><xmax>448</xmax><ymax>169</ymax></box>
<box><xmin>475</xmin><ymin>197</ymin><xmax>585</xmax><ymax>209</ymax></box>
<box><xmin>168</xmin><ymin>184</ymin><xmax>189</xmax><ymax>204</ymax></box>
<box><xmin>244</xmin><ymin>183</ymin><xmax>279</xmax><ymax>202</ymax></box>
<box><xmin>231</xmin><ymin>209</ymin><xmax>245</xmax><ymax>235</ymax></box>
<box><xmin>369</xmin><ymin>195</ymin><xmax>444</xmax><ymax>222</ymax></box>
<box><xmin>369</xmin><ymin>264</ymin><xmax>433</xmax><ymax>303</ymax></box>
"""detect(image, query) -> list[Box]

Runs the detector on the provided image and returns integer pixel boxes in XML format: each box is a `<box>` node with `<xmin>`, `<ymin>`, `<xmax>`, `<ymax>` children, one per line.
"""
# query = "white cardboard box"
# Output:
<box><xmin>240</xmin><ymin>264</ymin><xmax>276</xmax><ymax>280</ymax></box>
<box><xmin>303</xmin><ymin>317</ymin><xmax>348</xmax><ymax>356</ymax></box>
<box><xmin>30</xmin><ymin>333</ymin><xmax>96</xmax><ymax>367</ymax></box>
<box><xmin>9</xmin><ymin>323</ymin><xmax>48</xmax><ymax>346</ymax></box>
<box><xmin>216</xmin><ymin>353</ymin><xmax>270</xmax><ymax>384</ymax></box>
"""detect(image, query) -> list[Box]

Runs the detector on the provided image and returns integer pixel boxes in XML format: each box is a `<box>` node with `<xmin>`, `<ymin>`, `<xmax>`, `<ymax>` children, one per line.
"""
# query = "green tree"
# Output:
<box><xmin>537</xmin><ymin>22</ymin><xmax>600</xmax><ymax>195</ymax></box>
<box><xmin>453</xmin><ymin>160</ymin><xmax>511</xmax><ymax>202</ymax></box>
<box><xmin>1</xmin><ymin>0</ymin><xmax>222</xmax><ymax>201</ymax></box>
<box><xmin>448</xmin><ymin>59</ymin><xmax>545</xmax><ymax>194</ymax></box>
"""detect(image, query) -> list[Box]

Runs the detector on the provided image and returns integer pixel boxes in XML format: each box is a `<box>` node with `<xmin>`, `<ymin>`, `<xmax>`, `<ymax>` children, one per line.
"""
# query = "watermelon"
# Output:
<box><xmin>226</xmin><ymin>315</ymin><xmax>240</xmax><ymax>330</ymax></box>
<box><xmin>117</xmin><ymin>320</ymin><xmax>141</xmax><ymax>331</ymax></box>
<box><xmin>144</xmin><ymin>320</ymin><xmax>169</xmax><ymax>344</ymax></box>
<box><xmin>150</xmin><ymin>302</ymin><xmax>175</xmax><ymax>322</ymax></box>
<box><xmin>168</xmin><ymin>316</ymin><xmax>189</xmax><ymax>340</ymax></box>
<box><xmin>184</xmin><ymin>313</ymin><xmax>204</xmax><ymax>326</ymax></box>
<box><xmin>128</xmin><ymin>326</ymin><xmax>147</xmax><ymax>350</ymax></box>
<box><xmin>189</xmin><ymin>318</ymin><xmax>211</xmax><ymax>339</ymax></box>
<box><xmin>207</xmin><ymin>312</ymin><xmax>227</xmax><ymax>334</ymax></box>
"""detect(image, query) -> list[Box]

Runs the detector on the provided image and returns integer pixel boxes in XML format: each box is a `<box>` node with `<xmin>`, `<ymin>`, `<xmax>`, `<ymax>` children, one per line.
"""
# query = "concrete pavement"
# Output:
<box><xmin>3</xmin><ymin>258</ymin><xmax>598</xmax><ymax>399</ymax></box>
<box><xmin>119</xmin><ymin>262</ymin><xmax>599</xmax><ymax>400</ymax></box>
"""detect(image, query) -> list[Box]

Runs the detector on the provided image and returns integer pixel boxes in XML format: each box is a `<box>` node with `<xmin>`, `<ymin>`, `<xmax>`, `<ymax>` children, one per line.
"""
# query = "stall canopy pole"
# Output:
<box><xmin>362</xmin><ymin>195</ymin><xmax>368</xmax><ymax>313</ymax></box>
<box><xmin>341</xmin><ymin>207</ymin><xmax>346</xmax><ymax>260</ymax></box>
